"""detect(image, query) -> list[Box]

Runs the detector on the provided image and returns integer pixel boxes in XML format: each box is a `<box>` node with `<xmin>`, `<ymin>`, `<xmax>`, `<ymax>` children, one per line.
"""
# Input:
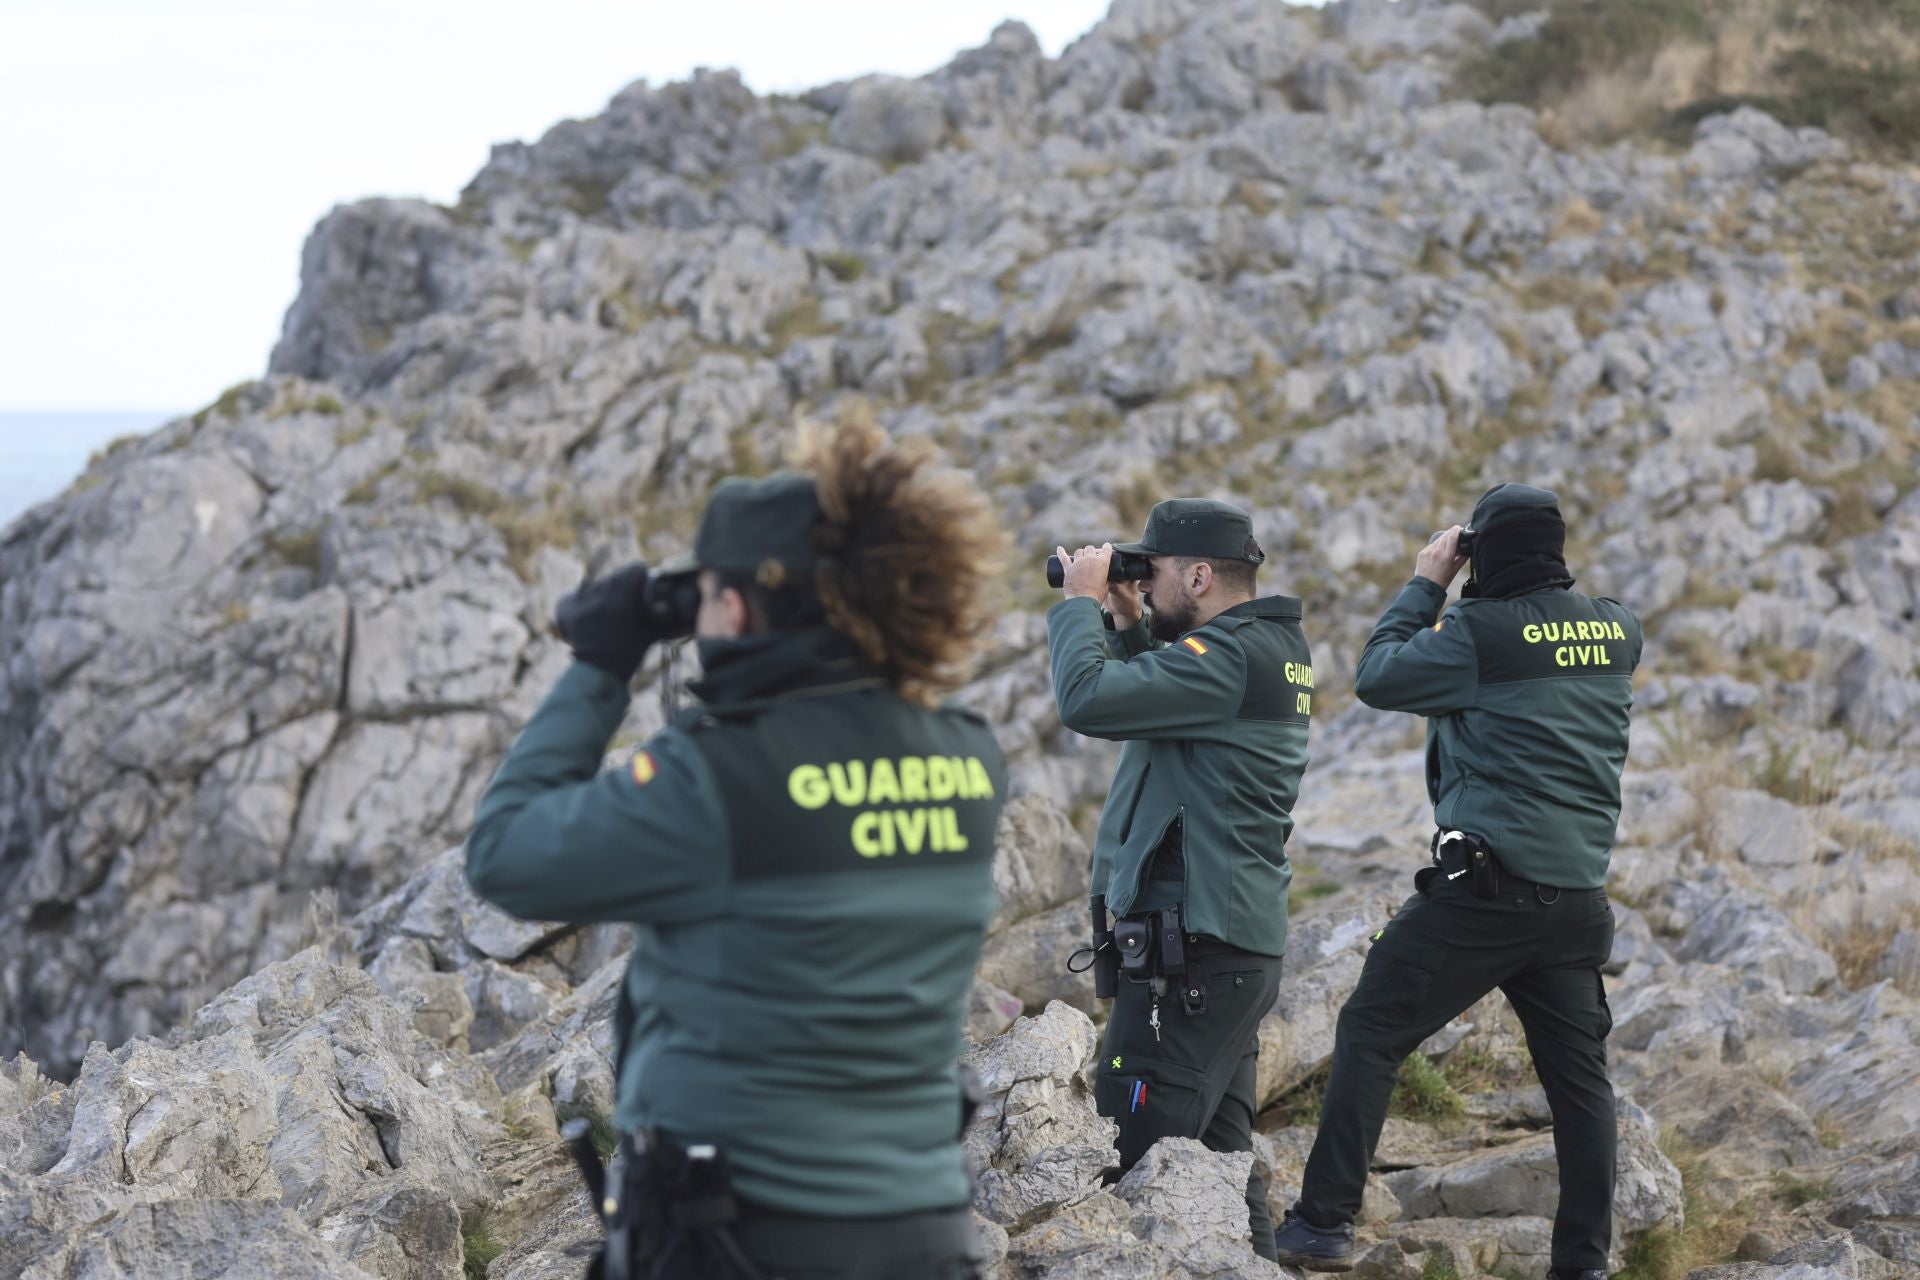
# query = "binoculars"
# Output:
<box><xmin>640</xmin><ymin>564</ymin><xmax>701</xmax><ymax>640</ymax></box>
<box><xmin>1045</xmin><ymin>550</ymin><xmax>1154</xmax><ymax>589</ymax></box>
<box><xmin>1430</xmin><ymin>527</ymin><xmax>1477</xmax><ymax>558</ymax></box>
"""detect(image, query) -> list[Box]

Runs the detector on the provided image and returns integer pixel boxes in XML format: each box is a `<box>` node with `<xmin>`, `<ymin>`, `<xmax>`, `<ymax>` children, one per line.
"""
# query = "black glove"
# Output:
<box><xmin>555</xmin><ymin>561</ymin><xmax>656</xmax><ymax>682</ymax></box>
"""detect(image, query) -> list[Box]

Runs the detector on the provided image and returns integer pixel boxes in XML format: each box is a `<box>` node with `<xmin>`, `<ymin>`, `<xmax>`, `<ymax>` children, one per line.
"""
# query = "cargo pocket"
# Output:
<box><xmin>1346</xmin><ymin>912</ymin><xmax>1444</xmax><ymax>1035</ymax></box>
<box><xmin>1095</xmin><ymin>1058</ymin><xmax>1209</xmax><ymax>1168</ymax></box>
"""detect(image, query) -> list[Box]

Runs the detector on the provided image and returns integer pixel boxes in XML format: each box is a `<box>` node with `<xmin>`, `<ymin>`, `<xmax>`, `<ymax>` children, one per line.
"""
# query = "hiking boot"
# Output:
<box><xmin>1271</xmin><ymin>1209</ymin><xmax>1354</xmax><ymax>1272</ymax></box>
<box><xmin>1546</xmin><ymin>1270</ymin><xmax>1606</xmax><ymax>1279</ymax></box>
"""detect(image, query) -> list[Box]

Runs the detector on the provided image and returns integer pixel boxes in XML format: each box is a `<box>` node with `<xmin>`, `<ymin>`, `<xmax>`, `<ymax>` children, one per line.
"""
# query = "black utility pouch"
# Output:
<box><xmin>1433</xmin><ymin>830</ymin><xmax>1501</xmax><ymax>901</ymax></box>
<box><xmin>1114</xmin><ymin>917</ymin><xmax>1155</xmax><ymax>982</ymax></box>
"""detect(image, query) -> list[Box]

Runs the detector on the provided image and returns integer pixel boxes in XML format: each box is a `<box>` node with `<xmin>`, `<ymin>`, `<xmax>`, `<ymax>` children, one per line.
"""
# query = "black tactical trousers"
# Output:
<box><xmin>730</xmin><ymin>1203</ymin><xmax>981</xmax><ymax>1280</ymax></box>
<box><xmin>610</xmin><ymin>1201</ymin><xmax>981</xmax><ymax>1280</ymax></box>
<box><xmin>1295</xmin><ymin>877</ymin><xmax>1617</xmax><ymax>1273</ymax></box>
<box><xmin>1095</xmin><ymin>939</ymin><xmax>1286</xmax><ymax>1261</ymax></box>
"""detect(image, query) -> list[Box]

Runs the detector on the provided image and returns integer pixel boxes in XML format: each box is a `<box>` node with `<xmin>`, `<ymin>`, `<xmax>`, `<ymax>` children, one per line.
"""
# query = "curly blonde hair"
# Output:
<box><xmin>793</xmin><ymin>407</ymin><xmax>1008</xmax><ymax>707</ymax></box>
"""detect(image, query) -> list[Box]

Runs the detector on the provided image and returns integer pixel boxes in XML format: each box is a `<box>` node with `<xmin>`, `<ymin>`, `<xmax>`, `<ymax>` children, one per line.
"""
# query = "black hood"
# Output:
<box><xmin>1462</xmin><ymin>483</ymin><xmax>1575</xmax><ymax>599</ymax></box>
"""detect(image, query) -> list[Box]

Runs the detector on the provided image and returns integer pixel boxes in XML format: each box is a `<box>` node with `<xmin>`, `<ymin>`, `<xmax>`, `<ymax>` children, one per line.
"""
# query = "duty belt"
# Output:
<box><xmin>1426</xmin><ymin>829</ymin><xmax>1564</xmax><ymax>904</ymax></box>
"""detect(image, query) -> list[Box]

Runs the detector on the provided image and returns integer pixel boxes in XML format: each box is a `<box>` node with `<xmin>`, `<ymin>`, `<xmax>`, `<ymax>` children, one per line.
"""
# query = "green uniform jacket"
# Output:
<box><xmin>1047</xmin><ymin>595</ymin><xmax>1313</xmax><ymax>957</ymax></box>
<box><xmin>466</xmin><ymin>628</ymin><xmax>1005</xmax><ymax>1217</ymax></box>
<box><xmin>1354</xmin><ymin>577</ymin><xmax>1643</xmax><ymax>889</ymax></box>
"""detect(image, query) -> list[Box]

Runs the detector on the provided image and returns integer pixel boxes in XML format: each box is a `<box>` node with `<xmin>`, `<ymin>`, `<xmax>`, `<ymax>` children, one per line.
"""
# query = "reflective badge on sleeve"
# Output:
<box><xmin>630</xmin><ymin>752</ymin><xmax>658</xmax><ymax>786</ymax></box>
<box><xmin>1181</xmin><ymin>636</ymin><xmax>1208</xmax><ymax>655</ymax></box>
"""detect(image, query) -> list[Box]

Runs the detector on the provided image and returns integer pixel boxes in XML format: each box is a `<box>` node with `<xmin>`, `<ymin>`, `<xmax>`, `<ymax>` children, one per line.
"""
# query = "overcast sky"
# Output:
<box><xmin>0</xmin><ymin>1</ymin><xmax>1191</xmax><ymax>413</ymax></box>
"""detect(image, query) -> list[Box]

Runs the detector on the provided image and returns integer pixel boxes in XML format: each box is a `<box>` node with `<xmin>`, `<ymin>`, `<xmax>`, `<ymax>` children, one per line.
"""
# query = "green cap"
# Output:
<box><xmin>665</xmin><ymin>472</ymin><xmax>823</xmax><ymax>582</ymax></box>
<box><xmin>1114</xmin><ymin>498</ymin><xmax>1265</xmax><ymax>563</ymax></box>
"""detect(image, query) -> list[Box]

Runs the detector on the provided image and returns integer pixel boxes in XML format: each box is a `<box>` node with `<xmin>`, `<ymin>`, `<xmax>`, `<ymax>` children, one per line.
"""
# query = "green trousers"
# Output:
<box><xmin>1095</xmin><ymin>938</ymin><xmax>1285</xmax><ymax>1261</ymax></box>
<box><xmin>1295</xmin><ymin>876</ymin><xmax>1617</xmax><ymax>1273</ymax></box>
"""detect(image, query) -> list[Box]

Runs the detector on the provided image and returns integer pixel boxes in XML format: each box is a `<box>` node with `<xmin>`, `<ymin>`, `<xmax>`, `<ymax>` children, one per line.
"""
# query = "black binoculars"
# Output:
<box><xmin>1456</xmin><ymin>527</ymin><xmax>1477</xmax><ymax>558</ymax></box>
<box><xmin>640</xmin><ymin>564</ymin><xmax>701</xmax><ymax>640</ymax></box>
<box><xmin>1045</xmin><ymin>550</ymin><xmax>1154</xmax><ymax>589</ymax></box>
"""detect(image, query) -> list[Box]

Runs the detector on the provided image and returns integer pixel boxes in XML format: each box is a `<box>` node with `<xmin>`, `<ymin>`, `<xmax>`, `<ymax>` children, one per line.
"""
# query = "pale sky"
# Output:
<box><xmin>2</xmin><ymin>0</ymin><xmax>1206</xmax><ymax>413</ymax></box>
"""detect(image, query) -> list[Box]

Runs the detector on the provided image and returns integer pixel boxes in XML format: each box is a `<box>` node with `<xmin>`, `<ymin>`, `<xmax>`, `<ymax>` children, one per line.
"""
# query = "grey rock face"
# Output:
<box><xmin>1689</xmin><ymin>107</ymin><xmax>1844</xmax><ymax>181</ymax></box>
<box><xmin>1257</xmin><ymin>893</ymin><xmax>1403</xmax><ymax>1108</ymax></box>
<box><xmin>0</xmin><ymin>946</ymin><xmax>545</xmax><ymax>1279</ymax></box>
<box><xmin>52</xmin><ymin>1030</ymin><xmax>280</xmax><ymax>1201</ymax></box>
<box><xmin>1382</xmin><ymin>1098</ymin><xmax>1681</xmax><ymax>1239</ymax></box>
<box><xmin>829</xmin><ymin>76</ymin><xmax>952</xmax><ymax>164</ymax></box>
<box><xmin>19</xmin><ymin>1198</ymin><xmax>383</xmax><ymax>1280</ymax></box>
<box><xmin>965</xmin><ymin>1002</ymin><xmax>1115</xmax><ymax>1226</ymax></box>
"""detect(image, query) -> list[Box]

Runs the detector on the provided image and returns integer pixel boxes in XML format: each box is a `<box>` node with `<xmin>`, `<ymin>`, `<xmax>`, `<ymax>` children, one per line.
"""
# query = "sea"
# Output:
<box><xmin>0</xmin><ymin>410</ymin><xmax>183</xmax><ymax>533</ymax></box>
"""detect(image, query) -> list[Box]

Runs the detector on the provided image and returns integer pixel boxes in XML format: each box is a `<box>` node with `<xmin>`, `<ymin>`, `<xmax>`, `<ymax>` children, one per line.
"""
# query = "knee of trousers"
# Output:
<box><xmin>1333</xmin><ymin>1000</ymin><xmax>1424</xmax><ymax>1057</ymax></box>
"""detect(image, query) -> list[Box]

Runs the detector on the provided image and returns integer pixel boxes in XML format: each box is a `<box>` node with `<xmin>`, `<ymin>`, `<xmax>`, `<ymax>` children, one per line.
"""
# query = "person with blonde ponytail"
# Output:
<box><xmin>467</xmin><ymin>411</ymin><xmax>1009</xmax><ymax>1280</ymax></box>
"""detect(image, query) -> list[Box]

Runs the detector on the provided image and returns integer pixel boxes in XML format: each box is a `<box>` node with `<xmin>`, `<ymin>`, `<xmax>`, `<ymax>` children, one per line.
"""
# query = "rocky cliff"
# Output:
<box><xmin>2</xmin><ymin>1</ymin><xmax>1918</xmax><ymax>1276</ymax></box>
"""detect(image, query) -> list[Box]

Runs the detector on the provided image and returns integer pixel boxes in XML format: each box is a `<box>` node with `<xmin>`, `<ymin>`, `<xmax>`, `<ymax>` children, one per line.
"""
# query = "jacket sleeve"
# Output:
<box><xmin>1353</xmin><ymin>578</ymin><xmax>1480</xmax><ymax>717</ymax></box>
<box><xmin>1106</xmin><ymin>615</ymin><xmax>1156</xmax><ymax>659</ymax></box>
<box><xmin>465</xmin><ymin>662</ymin><xmax>730</xmax><ymax>924</ymax></box>
<box><xmin>1047</xmin><ymin>597</ymin><xmax>1248</xmax><ymax>741</ymax></box>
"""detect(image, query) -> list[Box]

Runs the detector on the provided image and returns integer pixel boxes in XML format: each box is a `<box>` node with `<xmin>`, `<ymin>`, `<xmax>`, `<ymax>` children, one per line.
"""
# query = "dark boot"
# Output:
<box><xmin>1546</xmin><ymin>1270</ymin><xmax>1606</xmax><ymax>1279</ymax></box>
<box><xmin>1271</xmin><ymin>1209</ymin><xmax>1354</xmax><ymax>1272</ymax></box>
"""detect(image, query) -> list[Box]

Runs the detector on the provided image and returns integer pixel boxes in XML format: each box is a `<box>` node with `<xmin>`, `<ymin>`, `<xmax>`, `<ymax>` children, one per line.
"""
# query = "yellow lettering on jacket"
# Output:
<box><xmin>1554</xmin><ymin>645</ymin><xmax>1613</xmax><ymax>668</ymax></box>
<box><xmin>867</xmin><ymin>757</ymin><xmax>902</xmax><ymax>805</ymax></box>
<box><xmin>789</xmin><ymin>765</ymin><xmax>831</xmax><ymax>810</ymax></box>
<box><xmin>1525</xmin><ymin>618</ymin><xmax>1627</xmax><ymax>647</ymax></box>
<box><xmin>828</xmin><ymin>761</ymin><xmax>867</xmax><ymax>806</ymax></box>
<box><xmin>965</xmin><ymin>757</ymin><xmax>996</xmax><ymax>800</ymax></box>
<box><xmin>1284</xmin><ymin>662</ymin><xmax>1316</xmax><ymax>688</ymax></box>
<box><xmin>852</xmin><ymin>811</ymin><xmax>884</xmax><ymax>857</ymax></box>
<box><xmin>848</xmin><ymin>807</ymin><xmax>968</xmax><ymax>856</ymax></box>
<box><xmin>899</xmin><ymin>757</ymin><xmax>929</xmax><ymax>802</ymax></box>
<box><xmin>791</xmin><ymin>756</ymin><xmax>995</xmax><ymax>809</ymax></box>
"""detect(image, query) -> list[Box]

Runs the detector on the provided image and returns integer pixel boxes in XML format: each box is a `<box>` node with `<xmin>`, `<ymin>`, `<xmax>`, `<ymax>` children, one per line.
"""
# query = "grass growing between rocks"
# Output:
<box><xmin>1461</xmin><ymin>0</ymin><xmax>1920</xmax><ymax>158</ymax></box>
<box><xmin>1769</xmin><ymin>1169</ymin><xmax>1834</xmax><ymax>1209</ymax></box>
<box><xmin>1390</xmin><ymin>1052</ymin><xmax>1468</xmax><ymax>1129</ymax></box>
<box><xmin>1616</xmin><ymin>1129</ymin><xmax>1759</xmax><ymax>1280</ymax></box>
<box><xmin>1271</xmin><ymin>1071</ymin><xmax>1328</xmax><ymax>1129</ymax></box>
<box><xmin>554</xmin><ymin>1102</ymin><xmax>620</xmax><ymax>1159</ymax></box>
<box><xmin>461</xmin><ymin>1209</ymin><xmax>505</xmax><ymax>1280</ymax></box>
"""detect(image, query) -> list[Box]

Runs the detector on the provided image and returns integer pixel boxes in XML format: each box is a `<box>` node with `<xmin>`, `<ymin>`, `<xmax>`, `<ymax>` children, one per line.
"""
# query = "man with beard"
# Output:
<box><xmin>1048</xmin><ymin>498</ymin><xmax>1312</xmax><ymax>1262</ymax></box>
<box><xmin>1272</xmin><ymin>484</ymin><xmax>1641</xmax><ymax>1280</ymax></box>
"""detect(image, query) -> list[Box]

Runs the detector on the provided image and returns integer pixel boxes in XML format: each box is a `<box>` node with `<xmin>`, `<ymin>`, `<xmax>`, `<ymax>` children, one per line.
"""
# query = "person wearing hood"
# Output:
<box><xmin>465</xmin><ymin>414</ymin><xmax>1008</xmax><ymax>1280</ymax></box>
<box><xmin>1272</xmin><ymin>484</ymin><xmax>1642</xmax><ymax>1280</ymax></box>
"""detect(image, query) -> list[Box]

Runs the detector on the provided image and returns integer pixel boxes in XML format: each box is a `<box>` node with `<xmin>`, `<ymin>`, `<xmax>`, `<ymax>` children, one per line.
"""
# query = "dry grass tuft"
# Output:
<box><xmin>1616</xmin><ymin>1129</ymin><xmax>1762</xmax><ymax>1279</ymax></box>
<box><xmin>1462</xmin><ymin>0</ymin><xmax>1920</xmax><ymax>159</ymax></box>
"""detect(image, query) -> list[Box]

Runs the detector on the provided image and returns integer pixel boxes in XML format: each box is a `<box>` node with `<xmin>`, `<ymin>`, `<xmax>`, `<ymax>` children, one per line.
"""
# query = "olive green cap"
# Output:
<box><xmin>1114</xmin><ymin>498</ymin><xmax>1265</xmax><ymax>563</ymax></box>
<box><xmin>662</xmin><ymin>473</ymin><xmax>822</xmax><ymax>582</ymax></box>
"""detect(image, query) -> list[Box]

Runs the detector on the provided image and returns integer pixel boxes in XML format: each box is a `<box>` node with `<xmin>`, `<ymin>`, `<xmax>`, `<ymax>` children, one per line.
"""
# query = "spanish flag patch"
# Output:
<box><xmin>1433</xmin><ymin>618</ymin><xmax>1446</xmax><ymax>632</ymax></box>
<box><xmin>630</xmin><ymin>751</ymin><xmax>658</xmax><ymax>786</ymax></box>
<box><xmin>1182</xmin><ymin>636</ymin><xmax>1209</xmax><ymax>655</ymax></box>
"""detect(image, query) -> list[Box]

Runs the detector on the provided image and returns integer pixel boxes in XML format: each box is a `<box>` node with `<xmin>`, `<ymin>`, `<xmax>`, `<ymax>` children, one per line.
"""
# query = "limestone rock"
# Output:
<box><xmin>0</xmin><ymin>1053</ymin><xmax>74</xmax><ymax>1176</ymax></box>
<box><xmin>1114</xmin><ymin>1137</ymin><xmax>1254</xmax><ymax>1253</ymax></box>
<box><xmin>1384</xmin><ymin>1096</ymin><xmax>1682</xmax><ymax>1260</ymax></box>
<box><xmin>52</xmin><ymin>1030</ymin><xmax>279</xmax><ymax>1201</ymax></box>
<box><xmin>990</xmin><ymin>794</ymin><xmax>1085</xmax><ymax>934</ymax></box>
<box><xmin>828</xmin><ymin>76</ymin><xmax>951</xmax><ymax>165</ymax></box>
<box><xmin>977</xmin><ymin>901</ymin><xmax>1098</xmax><ymax>1013</ymax></box>
<box><xmin>964</xmin><ymin>1002</ymin><xmax>1115</xmax><ymax>1226</ymax></box>
<box><xmin>1689</xmin><ymin>107</ymin><xmax>1844</xmax><ymax>181</ymax></box>
<box><xmin>18</xmin><ymin>1198</ymin><xmax>380</xmax><ymax>1280</ymax></box>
